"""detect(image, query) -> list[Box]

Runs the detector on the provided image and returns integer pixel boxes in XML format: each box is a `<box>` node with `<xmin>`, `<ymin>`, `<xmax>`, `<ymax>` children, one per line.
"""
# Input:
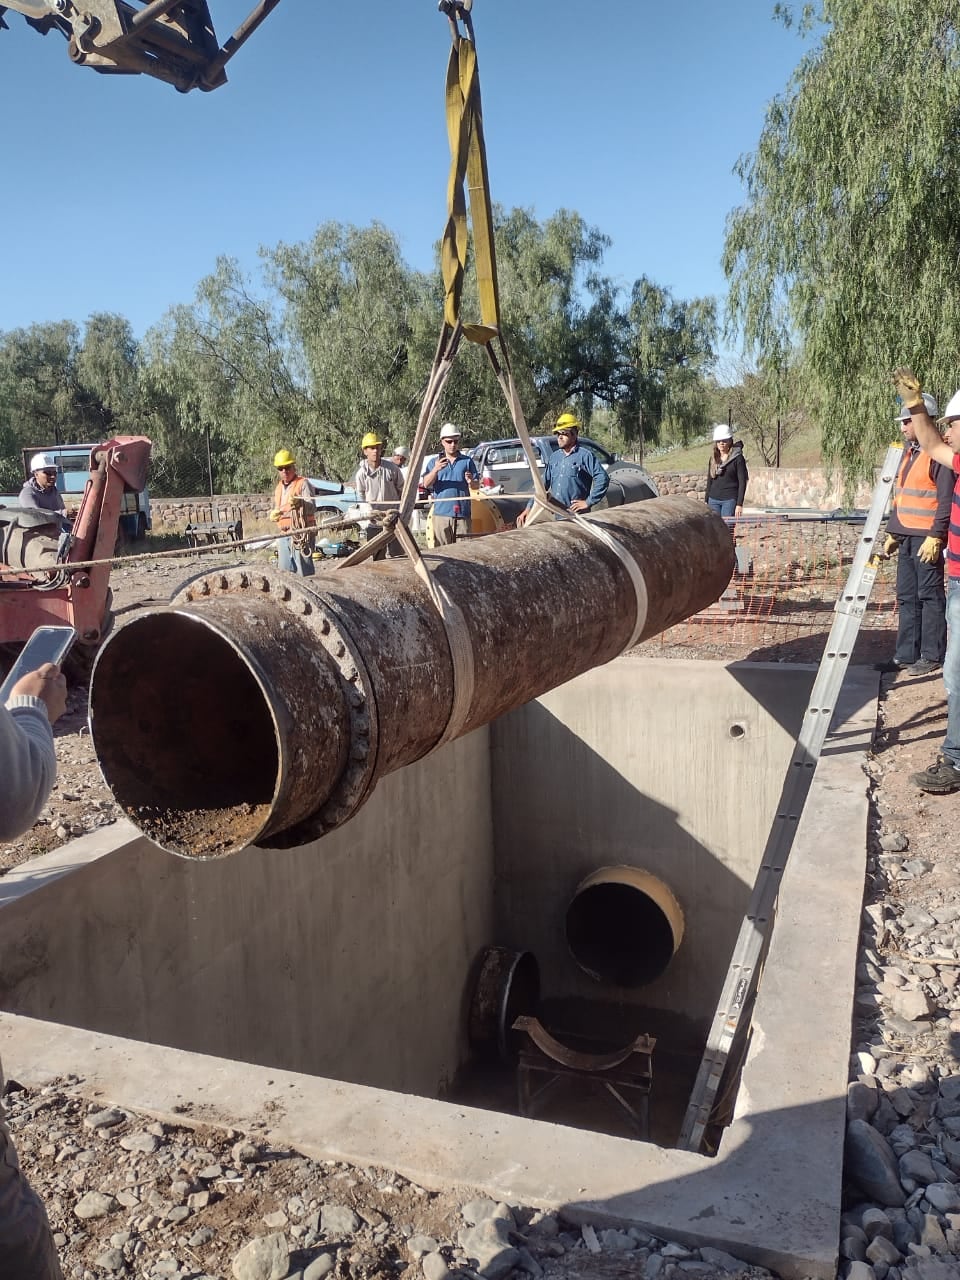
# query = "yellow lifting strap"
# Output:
<box><xmin>442</xmin><ymin>33</ymin><xmax>500</xmax><ymax>343</ymax></box>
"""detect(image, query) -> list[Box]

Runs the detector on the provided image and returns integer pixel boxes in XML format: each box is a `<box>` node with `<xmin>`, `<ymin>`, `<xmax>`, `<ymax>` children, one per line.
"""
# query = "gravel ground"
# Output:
<box><xmin>4</xmin><ymin>1090</ymin><xmax>774</xmax><ymax>1280</ymax></box>
<box><xmin>3</xmin><ymin>552</ymin><xmax>960</xmax><ymax>1280</ymax></box>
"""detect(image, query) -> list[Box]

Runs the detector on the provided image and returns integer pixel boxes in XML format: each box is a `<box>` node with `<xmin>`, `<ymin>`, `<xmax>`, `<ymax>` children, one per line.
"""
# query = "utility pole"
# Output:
<box><xmin>204</xmin><ymin>422</ymin><xmax>215</xmax><ymax>498</ymax></box>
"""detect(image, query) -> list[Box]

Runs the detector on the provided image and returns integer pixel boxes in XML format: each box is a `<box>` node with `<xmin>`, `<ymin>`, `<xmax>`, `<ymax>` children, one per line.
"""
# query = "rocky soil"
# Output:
<box><xmin>838</xmin><ymin>667</ymin><xmax>960</xmax><ymax>1280</ymax></box>
<box><xmin>3</xmin><ymin>551</ymin><xmax>960</xmax><ymax>1280</ymax></box>
<box><xmin>4</xmin><ymin>1088</ymin><xmax>774</xmax><ymax>1280</ymax></box>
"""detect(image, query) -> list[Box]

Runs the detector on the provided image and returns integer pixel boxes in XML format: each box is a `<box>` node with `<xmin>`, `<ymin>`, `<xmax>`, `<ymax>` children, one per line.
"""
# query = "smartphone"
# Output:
<box><xmin>0</xmin><ymin>625</ymin><xmax>76</xmax><ymax>704</ymax></box>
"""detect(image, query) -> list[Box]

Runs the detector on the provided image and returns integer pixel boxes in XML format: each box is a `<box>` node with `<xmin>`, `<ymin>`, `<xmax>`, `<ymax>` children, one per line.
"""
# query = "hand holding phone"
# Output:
<box><xmin>11</xmin><ymin>664</ymin><xmax>68</xmax><ymax>724</ymax></box>
<box><xmin>1</xmin><ymin>625</ymin><xmax>75</xmax><ymax>721</ymax></box>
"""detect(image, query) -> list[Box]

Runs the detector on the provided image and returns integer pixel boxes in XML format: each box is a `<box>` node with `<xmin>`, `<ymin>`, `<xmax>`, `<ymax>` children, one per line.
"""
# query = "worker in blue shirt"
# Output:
<box><xmin>423</xmin><ymin>422</ymin><xmax>479</xmax><ymax>544</ymax></box>
<box><xmin>516</xmin><ymin>412</ymin><xmax>609</xmax><ymax>526</ymax></box>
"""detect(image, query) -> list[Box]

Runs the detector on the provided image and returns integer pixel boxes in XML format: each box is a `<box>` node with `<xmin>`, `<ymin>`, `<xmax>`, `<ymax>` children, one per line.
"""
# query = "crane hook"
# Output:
<box><xmin>438</xmin><ymin>0</ymin><xmax>474</xmax><ymax>43</ymax></box>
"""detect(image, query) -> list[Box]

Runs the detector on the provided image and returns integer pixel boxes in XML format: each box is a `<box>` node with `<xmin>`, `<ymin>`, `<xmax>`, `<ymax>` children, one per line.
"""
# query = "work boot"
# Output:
<box><xmin>912</xmin><ymin>755</ymin><xmax>960</xmax><ymax>794</ymax></box>
<box><xmin>875</xmin><ymin>658</ymin><xmax>909</xmax><ymax>673</ymax></box>
<box><xmin>907</xmin><ymin>659</ymin><xmax>941</xmax><ymax>675</ymax></box>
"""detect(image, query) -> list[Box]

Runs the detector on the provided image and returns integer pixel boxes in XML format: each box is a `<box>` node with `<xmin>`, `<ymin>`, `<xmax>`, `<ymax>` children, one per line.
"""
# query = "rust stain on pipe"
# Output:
<box><xmin>90</xmin><ymin>497</ymin><xmax>734</xmax><ymax>858</ymax></box>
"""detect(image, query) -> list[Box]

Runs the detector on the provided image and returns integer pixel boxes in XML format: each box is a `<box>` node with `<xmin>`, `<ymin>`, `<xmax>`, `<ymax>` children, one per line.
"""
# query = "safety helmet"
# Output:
<box><xmin>392</xmin><ymin>445</ymin><xmax>409</xmax><ymax>458</ymax></box>
<box><xmin>439</xmin><ymin>423</ymin><xmax>461</xmax><ymax>440</ymax></box>
<box><xmin>938</xmin><ymin>390</ymin><xmax>960</xmax><ymax>424</ymax></box>
<box><xmin>273</xmin><ymin>449</ymin><xmax>295</xmax><ymax>468</ymax></box>
<box><xmin>30</xmin><ymin>452</ymin><xmax>57</xmax><ymax>472</ymax></box>
<box><xmin>897</xmin><ymin>392</ymin><xmax>939</xmax><ymax>422</ymax></box>
<box><xmin>712</xmin><ymin>424</ymin><xmax>734</xmax><ymax>443</ymax></box>
<box><xmin>553</xmin><ymin>412</ymin><xmax>581</xmax><ymax>434</ymax></box>
<box><xmin>361</xmin><ymin>432</ymin><xmax>384</xmax><ymax>449</ymax></box>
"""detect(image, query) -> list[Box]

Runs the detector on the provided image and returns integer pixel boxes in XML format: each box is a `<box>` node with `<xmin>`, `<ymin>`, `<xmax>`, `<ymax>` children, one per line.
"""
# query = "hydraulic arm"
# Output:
<box><xmin>0</xmin><ymin>0</ymin><xmax>283</xmax><ymax>91</ymax></box>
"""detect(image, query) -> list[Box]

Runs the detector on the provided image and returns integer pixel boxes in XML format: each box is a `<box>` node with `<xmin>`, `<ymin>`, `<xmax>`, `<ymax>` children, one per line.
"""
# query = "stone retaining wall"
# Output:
<box><xmin>649</xmin><ymin>467</ymin><xmax>876</xmax><ymax>510</ymax></box>
<box><xmin>149</xmin><ymin>495</ymin><xmax>269</xmax><ymax>531</ymax></box>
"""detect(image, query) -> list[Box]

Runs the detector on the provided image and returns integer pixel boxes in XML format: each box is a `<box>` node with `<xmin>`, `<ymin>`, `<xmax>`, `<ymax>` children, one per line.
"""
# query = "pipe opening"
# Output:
<box><xmin>90</xmin><ymin>612</ymin><xmax>278</xmax><ymax>857</ymax></box>
<box><xmin>566</xmin><ymin>866</ymin><xmax>684</xmax><ymax>987</ymax></box>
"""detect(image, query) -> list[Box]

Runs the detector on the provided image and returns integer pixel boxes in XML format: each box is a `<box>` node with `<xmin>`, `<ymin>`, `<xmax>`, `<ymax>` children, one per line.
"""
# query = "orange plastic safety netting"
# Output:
<box><xmin>648</xmin><ymin>515</ymin><xmax>900</xmax><ymax>664</ymax></box>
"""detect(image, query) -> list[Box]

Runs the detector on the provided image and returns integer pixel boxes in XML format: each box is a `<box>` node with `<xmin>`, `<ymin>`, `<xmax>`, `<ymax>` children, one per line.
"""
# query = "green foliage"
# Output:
<box><xmin>711</xmin><ymin>355</ymin><xmax>814</xmax><ymax>465</ymax></box>
<box><xmin>3</xmin><ymin>210</ymin><xmax>721</xmax><ymax>495</ymax></box>
<box><xmin>725</xmin><ymin>1</ymin><xmax>960</xmax><ymax>478</ymax></box>
<box><xmin>619</xmin><ymin>278</ymin><xmax>717</xmax><ymax>449</ymax></box>
<box><xmin>142</xmin><ymin>255</ymin><xmax>313</xmax><ymax>494</ymax></box>
<box><xmin>440</xmin><ymin>206</ymin><xmax>626</xmax><ymax>437</ymax></box>
<box><xmin>0</xmin><ymin>316</ymin><xmax>152</xmax><ymax>491</ymax></box>
<box><xmin>268</xmin><ymin>223</ymin><xmax>436</xmax><ymax>477</ymax></box>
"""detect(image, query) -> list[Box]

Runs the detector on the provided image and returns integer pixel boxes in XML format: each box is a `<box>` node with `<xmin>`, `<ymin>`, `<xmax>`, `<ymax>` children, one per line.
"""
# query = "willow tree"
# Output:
<box><xmin>724</xmin><ymin>2</ymin><xmax>960</xmax><ymax>478</ymax></box>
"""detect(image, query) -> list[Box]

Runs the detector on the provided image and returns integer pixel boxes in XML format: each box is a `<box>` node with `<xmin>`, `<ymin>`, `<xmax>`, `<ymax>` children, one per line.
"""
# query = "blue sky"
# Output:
<box><xmin>2</xmin><ymin>2</ymin><xmax>814</xmax><ymax>344</ymax></box>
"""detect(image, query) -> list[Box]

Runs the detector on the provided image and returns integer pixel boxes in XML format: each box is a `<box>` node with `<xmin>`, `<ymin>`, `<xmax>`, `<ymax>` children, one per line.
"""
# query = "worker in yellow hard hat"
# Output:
<box><xmin>269</xmin><ymin>448</ymin><xmax>316</xmax><ymax>575</ymax></box>
<box><xmin>516</xmin><ymin>411</ymin><xmax>608</xmax><ymax>526</ymax></box>
<box><xmin>353</xmin><ymin>430</ymin><xmax>404</xmax><ymax>559</ymax></box>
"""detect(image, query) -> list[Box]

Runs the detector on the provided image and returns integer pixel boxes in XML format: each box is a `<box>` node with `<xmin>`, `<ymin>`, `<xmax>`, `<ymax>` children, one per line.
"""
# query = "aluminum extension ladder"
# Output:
<box><xmin>677</xmin><ymin>443</ymin><xmax>903</xmax><ymax>1153</ymax></box>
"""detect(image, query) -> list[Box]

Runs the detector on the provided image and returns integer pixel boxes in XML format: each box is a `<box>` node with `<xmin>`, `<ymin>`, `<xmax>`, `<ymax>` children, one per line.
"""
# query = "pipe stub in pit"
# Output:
<box><xmin>468</xmin><ymin>945</ymin><xmax>541</xmax><ymax>1063</ymax></box>
<box><xmin>89</xmin><ymin>587</ymin><xmax>368</xmax><ymax>858</ymax></box>
<box><xmin>566</xmin><ymin>866</ymin><xmax>684</xmax><ymax>987</ymax></box>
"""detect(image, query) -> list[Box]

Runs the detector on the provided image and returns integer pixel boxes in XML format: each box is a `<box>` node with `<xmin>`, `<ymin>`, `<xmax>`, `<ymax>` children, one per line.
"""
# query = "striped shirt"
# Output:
<box><xmin>947</xmin><ymin>454</ymin><xmax>960</xmax><ymax>579</ymax></box>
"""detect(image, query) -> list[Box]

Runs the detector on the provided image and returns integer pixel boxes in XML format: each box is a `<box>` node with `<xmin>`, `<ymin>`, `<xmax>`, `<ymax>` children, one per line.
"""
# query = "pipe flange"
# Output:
<box><xmin>172</xmin><ymin>566</ymin><xmax>379</xmax><ymax>845</ymax></box>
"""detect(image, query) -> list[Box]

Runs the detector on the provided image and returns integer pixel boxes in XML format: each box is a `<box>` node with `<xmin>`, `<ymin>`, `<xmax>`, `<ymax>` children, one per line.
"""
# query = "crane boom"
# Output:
<box><xmin>0</xmin><ymin>0</ymin><xmax>283</xmax><ymax>91</ymax></box>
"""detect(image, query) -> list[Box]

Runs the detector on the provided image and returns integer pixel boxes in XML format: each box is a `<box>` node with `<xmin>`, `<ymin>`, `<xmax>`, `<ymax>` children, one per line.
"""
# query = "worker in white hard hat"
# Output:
<box><xmin>390</xmin><ymin>444</ymin><xmax>410</xmax><ymax>484</ymax></box>
<box><xmin>892</xmin><ymin>369</ymin><xmax>960</xmax><ymax>794</ymax></box>
<box><xmin>875</xmin><ymin>391</ymin><xmax>951</xmax><ymax>676</ymax></box>
<box><xmin>18</xmin><ymin>453</ymin><xmax>66</xmax><ymax>519</ymax></box>
<box><xmin>422</xmin><ymin>423</ymin><xmax>479</xmax><ymax>544</ymax></box>
<box><xmin>705</xmin><ymin>424</ymin><xmax>749</xmax><ymax>520</ymax></box>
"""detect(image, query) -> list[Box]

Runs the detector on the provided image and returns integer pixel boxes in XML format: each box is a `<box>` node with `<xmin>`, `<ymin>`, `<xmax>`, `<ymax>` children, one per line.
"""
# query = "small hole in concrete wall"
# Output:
<box><xmin>729</xmin><ymin>722</ymin><xmax>746</xmax><ymax>740</ymax></box>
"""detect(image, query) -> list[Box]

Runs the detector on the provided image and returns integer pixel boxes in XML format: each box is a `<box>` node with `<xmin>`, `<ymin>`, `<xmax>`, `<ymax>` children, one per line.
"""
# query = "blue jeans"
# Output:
<box><xmin>893</xmin><ymin>534</ymin><xmax>947</xmax><ymax>665</ymax></box>
<box><xmin>943</xmin><ymin>578</ymin><xmax>960</xmax><ymax>765</ymax></box>
<box><xmin>278</xmin><ymin>536</ymin><xmax>315</xmax><ymax>576</ymax></box>
<box><xmin>708</xmin><ymin>497</ymin><xmax>737</xmax><ymax>518</ymax></box>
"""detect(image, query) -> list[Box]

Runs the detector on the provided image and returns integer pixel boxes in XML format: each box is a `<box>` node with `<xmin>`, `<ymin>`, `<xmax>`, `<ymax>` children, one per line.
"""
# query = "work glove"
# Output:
<box><xmin>880</xmin><ymin>533</ymin><xmax>900</xmax><ymax>559</ymax></box>
<box><xmin>892</xmin><ymin>366</ymin><xmax>925</xmax><ymax>413</ymax></box>
<box><xmin>918</xmin><ymin>536</ymin><xmax>944</xmax><ymax>565</ymax></box>
<box><xmin>268</xmin><ymin>509</ymin><xmax>282</xmax><ymax>523</ymax></box>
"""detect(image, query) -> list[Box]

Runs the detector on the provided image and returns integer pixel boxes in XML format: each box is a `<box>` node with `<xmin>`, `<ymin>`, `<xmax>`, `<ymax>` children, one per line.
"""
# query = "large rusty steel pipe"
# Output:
<box><xmin>90</xmin><ymin>496</ymin><xmax>734</xmax><ymax>858</ymax></box>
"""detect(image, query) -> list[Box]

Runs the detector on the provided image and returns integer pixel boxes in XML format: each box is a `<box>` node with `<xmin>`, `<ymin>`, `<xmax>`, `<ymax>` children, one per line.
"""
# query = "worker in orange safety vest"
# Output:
<box><xmin>876</xmin><ymin>393</ymin><xmax>953</xmax><ymax>675</ymax></box>
<box><xmin>269</xmin><ymin>448</ymin><xmax>316</xmax><ymax>576</ymax></box>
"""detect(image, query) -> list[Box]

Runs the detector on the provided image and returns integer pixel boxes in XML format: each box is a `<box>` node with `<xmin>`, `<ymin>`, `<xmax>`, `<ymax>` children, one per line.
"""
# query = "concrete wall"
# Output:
<box><xmin>0</xmin><ymin>728</ymin><xmax>494</xmax><ymax>1099</ymax></box>
<box><xmin>490</xmin><ymin>657</ymin><xmax>815</xmax><ymax>1025</ymax></box>
<box><xmin>0</xmin><ymin>658</ymin><xmax>815</xmax><ymax>1091</ymax></box>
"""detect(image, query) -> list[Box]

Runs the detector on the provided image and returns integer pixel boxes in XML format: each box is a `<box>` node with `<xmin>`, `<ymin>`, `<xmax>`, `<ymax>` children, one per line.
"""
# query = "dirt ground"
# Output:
<box><xmin>0</xmin><ymin>545</ymin><xmax>955</xmax><ymax>1280</ymax></box>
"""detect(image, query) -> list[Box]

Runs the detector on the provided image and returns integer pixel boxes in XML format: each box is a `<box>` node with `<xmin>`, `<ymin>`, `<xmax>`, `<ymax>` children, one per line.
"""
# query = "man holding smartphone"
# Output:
<box><xmin>1</xmin><ymin>662</ymin><xmax>68</xmax><ymax>840</ymax></box>
<box><xmin>0</xmin><ymin>659</ymin><xmax>68</xmax><ymax>1278</ymax></box>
